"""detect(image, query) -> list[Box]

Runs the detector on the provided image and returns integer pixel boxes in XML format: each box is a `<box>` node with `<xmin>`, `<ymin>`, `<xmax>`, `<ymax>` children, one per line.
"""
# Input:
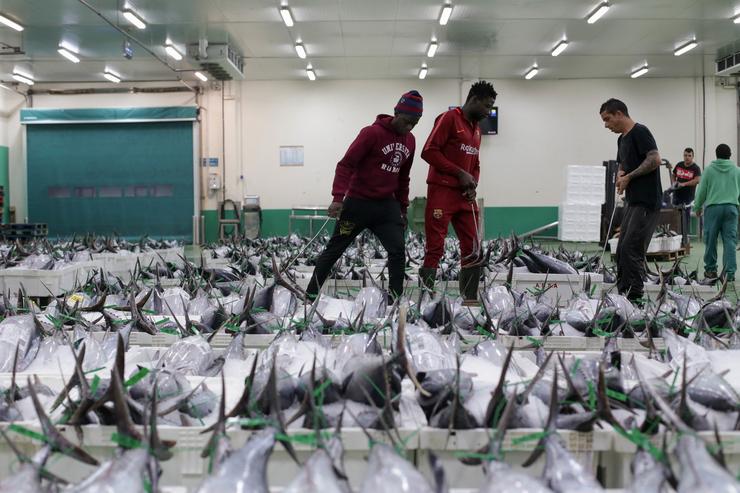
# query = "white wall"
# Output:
<box><xmin>236</xmin><ymin>77</ymin><xmax>738</xmax><ymax>209</ymax></box>
<box><xmin>0</xmin><ymin>77</ymin><xmax>737</xmax><ymax>221</ymax></box>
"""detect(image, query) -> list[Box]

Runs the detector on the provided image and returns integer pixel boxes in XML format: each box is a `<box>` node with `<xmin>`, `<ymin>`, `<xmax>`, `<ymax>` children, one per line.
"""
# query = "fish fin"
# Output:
<box><xmin>630</xmin><ymin>356</ymin><xmax>691</xmax><ymax>434</ymax></box>
<box><xmin>148</xmin><ymin>375</ymin><xmax>175</xmax><ymax>461</ymax></box>
<box><xmin>27</xmin><ymin>376</ymin><xmax>99</xmax><ymax>465</ymax></box>
<box><xmin>110</xmin><ymin>365</ymin><xmax>144</xmax><ymax>446</ymax></box>
<box><xmin>267</xmin><ymin>355</ymin><xmax>300</xmax><ymax>465</ymax></box>
<box><xmin>596</xmin><ymin>362</ymin><xmax>620</xmax><ymax>427</ymax></box>
<box><xmin>483</xmin><ymin>343</ymin><xmax>515</xmax><ymax>428</ymax></box>
<box><xmin>522</xmin><ymin>364</ymin><xmax>559</xmax><ymax>468</ymax></box>
<box><xmin>428</xmin><ymin>452</ymin><xmax>449</xmax><ymax>493</ymax></box>
<box><xmin>711</xmin><ymin>422</ymin><xmax>728</xmax><ymax>469</ymax></box>
<box><xmin>396</xmin><ymin>303</ymin><xmax>429</xmax><ymax>397</ymax></box>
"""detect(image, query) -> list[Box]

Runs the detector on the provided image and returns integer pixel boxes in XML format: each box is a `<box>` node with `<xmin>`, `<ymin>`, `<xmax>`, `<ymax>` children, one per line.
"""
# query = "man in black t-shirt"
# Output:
<box><xmin>600</xmin><ymin>98</ymin><xmax>662</xmax><ymax>303</ymax></box>
<box><xmin>667</xmin><ymin>147</ymin><xmax>701</xmax><ymax>248</ymax></box>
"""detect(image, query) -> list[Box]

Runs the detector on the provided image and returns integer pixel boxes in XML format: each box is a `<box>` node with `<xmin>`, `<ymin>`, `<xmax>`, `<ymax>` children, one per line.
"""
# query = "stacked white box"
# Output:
<box><xmin>559</xmin><ymin>203</ymin><xmax>601</xmax><ymax>241</ymax></box>
<box><xmin>559</xmin><ymin>166</ymin><xmax>604</xmax><ymax>242</ymax></box>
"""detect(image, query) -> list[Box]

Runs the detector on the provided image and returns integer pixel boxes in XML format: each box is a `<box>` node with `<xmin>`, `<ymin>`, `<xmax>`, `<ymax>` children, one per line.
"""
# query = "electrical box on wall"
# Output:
<box><xmin>208</xmin><ymin>173</ymin><xmax>221</xmax><ymax>190</ymax></box>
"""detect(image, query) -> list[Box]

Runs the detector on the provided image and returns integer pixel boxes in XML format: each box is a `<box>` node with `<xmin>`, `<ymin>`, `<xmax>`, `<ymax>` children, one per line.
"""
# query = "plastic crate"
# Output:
<box><xmin>604</xmin><ymin>431</ymin><xmax>740</xmax><ymax>488</ymax></box>
<box><xmin>417</xmin><ymin>428</ymin><xmax>612</xmax><ymax>489</ymax></box>
<box><xmin>0</xmin><ymin>424</ymin><xmax>419</xmax><ymax>490</ymax></box>
<box><xmin>0</xmin><ymin>262</ymin><xmax>94</xmax><ymax>297</ymax></box>
<box><xmin>601</xmin><ymin>283</ymin><xmax>719</xmax><ymax>301</ymax></box>
<box><xmin>512</xmin><ymin>272</ymin><xmax>603</xmax><ymax>307</ymax></box>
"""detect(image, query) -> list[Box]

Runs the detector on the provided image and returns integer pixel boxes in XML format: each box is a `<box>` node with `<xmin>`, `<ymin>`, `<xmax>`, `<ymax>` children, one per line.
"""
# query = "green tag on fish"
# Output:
<box><xmin>570</xmin><ymin>358</ymin><xmax>582</xmax><ymax>378</ymax></box>
<box><xmin>8</xmin><ymin>424</ymin><xmax>49</xmax><ymax>444</ymax></box>
<box><xmin>511</xmin><ymin>431</ymin><xmax>549</xmax><ymax>446</ymax></box>
<box><xmin>110</xmin><ymin>432</ymin><xmax>143</xmax><ymax>449</ymax></box>
<box><xmin>606</xmin><ymin>388</ymin><xmax>628</xmax><ymax>402</ymax></box>
<box><xmin>154</xmin><ymin>318</ymin><xmax>171</xmax><ymax>325</ymax></box>
<box><xmin>525</xmin><ymin>336</ymin><xmax>543</xmax><ymax>347</ymax></box>
<box><xmin>124</xmin><ymin>367</ymin><xmax>150</xmax><ymax>388</ymax></box>
<box><xmin>89</xmin><ymin>375</ymin><xmax>101</xmax><ymax>395</ymax></box>
<box><xmin>587</xmin><ymin>382</ymin><xmax>596</xmax><ymax>411</ymax></box>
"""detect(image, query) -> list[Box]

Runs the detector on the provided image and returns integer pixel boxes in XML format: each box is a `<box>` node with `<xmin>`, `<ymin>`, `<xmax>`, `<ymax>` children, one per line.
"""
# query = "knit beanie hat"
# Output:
<box><xmin>395</xmin><ymin>90</ymin><xmax>423</xmax><ymax>116</ymax></box>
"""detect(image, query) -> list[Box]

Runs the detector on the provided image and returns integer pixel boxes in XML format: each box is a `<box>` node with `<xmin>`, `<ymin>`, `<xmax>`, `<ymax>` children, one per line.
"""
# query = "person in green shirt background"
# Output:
<box><xmin>694</xmin><ymin>143</ymin><xmax>740</xmax><ymax>282</ymax></box>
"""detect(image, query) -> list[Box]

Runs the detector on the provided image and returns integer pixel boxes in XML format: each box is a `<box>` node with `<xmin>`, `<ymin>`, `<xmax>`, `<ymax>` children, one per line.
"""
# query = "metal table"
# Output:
<box><xmin>289</xmin><ymin>205</ymin><xmax>334</xmax><ymax>235</ymax></box>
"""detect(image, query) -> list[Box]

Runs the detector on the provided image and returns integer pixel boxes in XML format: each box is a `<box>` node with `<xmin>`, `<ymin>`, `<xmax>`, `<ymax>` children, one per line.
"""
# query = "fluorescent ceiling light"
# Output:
<box><xmin>418</xmin><ymin>64</ymin><xmax>428</xmax><ymax>80</ymax></box>
<box><xmin>524</xmin><ymin>66</ymin><xmax>538</xmax><ymax>79</ymax></box>
<box><xmin>427</xmin><ymin>41</ymin><xmax>438</xmax><ymax>58</ymax></box>
<box><xmin>586</xmin><ymin>1</ymin><xmax>610</xmax><ymax>24</ymax></box>
<box><xmin>12</xmin><ymin>70</ymin><xmax>33</xmax><ymax>85</ymax></box>
<box><xmin>630</xmin><ymin>65</ymin><xmax>648</xmax><ymax>78</ymax></box>
<box><xmin>439</xmin><ymin>3</ymin><xmax>453</xmax><ymax>25</ymax></box>
<box><xmin>103</xmin><ymin>69</ymin><xmax>121</xmax><ymax>83</ymax></box>
<box><xmin>306</xmin><ymin>66</ymin><xmax>316</xmax><ymax>81</ymax></box>
<box><xmin>551</xmin><ymin>40</ymin><xmax>568</xmax><ymax>57</ymax></box>
<box><xmin>734</xmin><ymin>13</ymin><xmax>740</xmax><ymax>24</ymax></box>
<box><xmin>194</xmin><ymin>71</ymin><xmax>208</xmax><ymax>82</ymax></box>
<box><xmin>57</xmin><ymin>47</ymin><xmax>80</xmax><ymax>63</ymax></box>
<box><xmin>122</xmin><ymin>8</ymin><xmax>146</xmax><ymax>29</ymax></box>
<box><xmin>165</xmin><ymin>42</ymin><xmax>183</xmax><ymax>61</ymax></box>
<box><xmin>0</xmin><ymin>13</ymin><xmax>23</xmax><ymax>32</ymax></box>
<box><xmin>280</xmin><ymin>6</ymin><xmax>294</xmax><ymax>27</ymax></box>
<box><xmin>295</xmin><ymin>42</ymin><xmax>306</xmax><ymax>59</ymax></box>
<box><xmin>674</xmin><ymin>39</ymin><xmax>697</xmax><ymax>56</ymax></box>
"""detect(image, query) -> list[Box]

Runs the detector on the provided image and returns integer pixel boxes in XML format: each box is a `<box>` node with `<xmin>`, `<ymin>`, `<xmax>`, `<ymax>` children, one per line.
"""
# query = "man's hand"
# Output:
<box><xmin>327</xmin><ymin>201</ymin><xmax>343</xmax><ymax>218</ymax></box>
<box><xmin>616</xmin><ymin>174</ymin><xmax>630</xmax><ymax>195</ymax></box>
<box><xmin>462</xmin><ymin>188</ymin><xmax>477</xmax><ymax>201</ymax></box>
<box><xmin>695</xmin><ymin>208</ymin><xmax>702</xmax><ymax>218</ymax></box>
<box><xmin>675</xmin><ymin>182</ymin><xmax>683</xmax><ymax>188</ymax></box>
<box><xmin>457</xmin><ymin>170</ymin><xmax>477</xmax><ymax>191</ymax></box>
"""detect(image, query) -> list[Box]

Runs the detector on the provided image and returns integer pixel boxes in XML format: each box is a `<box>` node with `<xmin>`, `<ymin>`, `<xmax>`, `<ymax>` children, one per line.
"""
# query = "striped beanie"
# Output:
<box><xmin>395</xmin><ymin>90</ymin><xmax>423</xmax><ymax>116</ymax></box>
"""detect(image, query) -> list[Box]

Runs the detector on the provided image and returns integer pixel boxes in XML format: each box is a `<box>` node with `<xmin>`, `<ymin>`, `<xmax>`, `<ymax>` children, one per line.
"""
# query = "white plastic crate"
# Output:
<box><xmin>417</xmin><ymin>428</ymin><xmax>612</xmax><ymax>489</ymax></box>
<box><xmin>602</xmin><ymin>282</ymin><xmax>719</xmax><ymax>301</ymax></box>
<box><xmin>512</xmin><ymin>272</ymin><xmax>603</xmax><ymax>306</ymax></box>
<box><xmin>0</xmin><ymin>262</ymin><xmax>94</xmax><ymax>297</ymax></box>
<box><xmin>460</xmin><ymin>334</ymin><xmax>664</xmax><ymax>351</ymax></box>
<box><xmin>604</xmin><ymin>431</ymin><xmax>740</xmax><ymax>488</ymax></box>
<box><xmin>0</xmin><ymin>424</ymin><xmax>419</xmax><ymax>490</ymax></box>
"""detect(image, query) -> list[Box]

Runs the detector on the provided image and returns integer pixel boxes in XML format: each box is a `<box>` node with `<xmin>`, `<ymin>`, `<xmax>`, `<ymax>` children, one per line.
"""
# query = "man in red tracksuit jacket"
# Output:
<box><xmin>306</xmin><ymin>91</ymin><xmax>423</xmax><ymax>301</ymax></box>
<box><xmin>419</xmin><ymin>81</ymin><xmax>497</xmax><ymax>301</ymax></box>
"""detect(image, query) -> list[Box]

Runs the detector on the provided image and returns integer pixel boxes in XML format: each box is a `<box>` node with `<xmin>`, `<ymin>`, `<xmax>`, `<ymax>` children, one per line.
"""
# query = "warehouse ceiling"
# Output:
<box><xmin>0</xmin><ymin>0</ymin><xmax>738</xmax><ymax>84</ymax></box>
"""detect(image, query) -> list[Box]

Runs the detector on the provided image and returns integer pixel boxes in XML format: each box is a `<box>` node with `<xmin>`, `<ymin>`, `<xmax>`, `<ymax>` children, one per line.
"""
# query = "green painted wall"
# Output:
<box><xmin>200</xmin><ymin>206</ymin><xmax>559</xmax><ymax>243</ymax></box>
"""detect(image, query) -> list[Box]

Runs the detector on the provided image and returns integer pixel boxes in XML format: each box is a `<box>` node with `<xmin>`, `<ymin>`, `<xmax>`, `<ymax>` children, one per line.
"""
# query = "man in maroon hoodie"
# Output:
<box><xmin>306</xmin><ymin>91</ymin><xmax>423</xmax><ymax>301</ymax></box>
<box><xmin>419</xmin><ymin>81</ymin><xmax>497</xmax><ymax>302</ymax></box>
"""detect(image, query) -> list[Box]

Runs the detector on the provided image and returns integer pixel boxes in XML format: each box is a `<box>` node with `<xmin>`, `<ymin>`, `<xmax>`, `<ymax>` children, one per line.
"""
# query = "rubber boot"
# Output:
<box><xmin>459</xmin><ymin>266</ymin><xmax>481</xmax><ymax>305</ymax></box>
<box><xmin>419</xmin><ymin>267</ymin><xmax>437</xmax><ymax>294</ymax></box>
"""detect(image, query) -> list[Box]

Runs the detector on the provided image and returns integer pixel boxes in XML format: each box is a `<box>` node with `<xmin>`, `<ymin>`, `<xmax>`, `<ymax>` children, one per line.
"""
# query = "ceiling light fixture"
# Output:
<box><xmin>57</xmin><ymin>46</ymin><xmax>80</xmax><ymax>63</ymax></box>
<box><xmin>734</xmin><ymin>13</ymin><xmax>740</xmax><ymax>24</ymax></box>
<box><xmin>122</xmin><ymin>8</ymin><xmax>146</xmax><ymax>29</ymax></box>
<box><xmin>427</xmin><ymin>40</ymin><xmax>438</xmax><ymax>58</ymax></box>
<box><xmin>12</xmin><ymin>69</ymin><xmax>33</xmax><ymax>85</ymax></box>
<box><xmin>524</xmin><ymin>65</ymin><xmax>538</xmax><ymax>79</ymax></box>
<box><xmin>439</xmin><ymin>3</ymin><xmax>453</xmax><ymax>26</ymax></box>
<box><xmin>295</xmin><ymin>42</ymin><xmax>306</xmax><ymax>59</ymax></box>
<box><xmin>165</xmin><ymin>42</ymin><xmax>183</xmax><ymax>61</ymax></box>
<box><xmin>280</xmin><ymin>6</ymin><xmax>294</xmax><ymax>27</ymax></box>
<box><xmin>586</xmin><ymin>1</ymin><xmax>610</xmax><ymax>24</ymax></box>
<box><xmin>630</xmin><ymin>65</ymin><xmax>648</xmax><ymax>78</ymax></box>
<box><xmin>551</xmin><ymin>39</ymin><xmax>568</xmax><ymax>57</ymax></box>
<box><xmin>419</xmin><ymin>64</ymin><xmax>428</xmax><ymax>79</ymax></box>
<box><xmin>195</xmin><ymin>71</ymin><xmax>208</xmax><ymax>82</ymax></box>
<box><xmin>103</xmin><ymin>69</ymin><xmax>121</xmax><ymax>83</ymax></box>
<box><xmin>0</xmin><ymin>13</ymin><xmax>24</xmax><ymax>32</ymax></box>
<box><xmin>674</xmin><ymin>39</ymin><xmax>697</xmax><ymax>56</ymax></box>
<box><xmin>306</xmin><ymin>65</ymin><xmax>316</xmax><ymax>81</ymax></box>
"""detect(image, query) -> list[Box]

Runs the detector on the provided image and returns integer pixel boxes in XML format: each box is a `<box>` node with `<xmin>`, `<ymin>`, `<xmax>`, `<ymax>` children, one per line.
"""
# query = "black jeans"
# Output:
<box><xmin>307</xmin><ymin>197</ymin><xmax>405</xmax><ymax>299</ymax></box>
<box><xmin>616</xmin><ymin>205</ymin><xmax>660</xmax><ymax>301</ymax></box>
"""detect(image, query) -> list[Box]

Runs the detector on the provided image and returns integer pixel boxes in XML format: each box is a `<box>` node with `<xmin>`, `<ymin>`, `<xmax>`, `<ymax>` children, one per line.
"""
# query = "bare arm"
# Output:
<box><xmin>680</xmin><ymin>176</ymin><xmax>700</xmax><ymax>187</ymax></box>
<box><xmin>626</xmin><ymin>150</ymin><xmax>661</xmax><ymax>180</ymax></box>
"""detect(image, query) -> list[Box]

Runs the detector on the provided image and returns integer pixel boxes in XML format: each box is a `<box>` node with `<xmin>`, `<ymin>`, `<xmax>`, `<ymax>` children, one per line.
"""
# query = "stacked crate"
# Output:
<box><xmin>559</xmin><ymin>166</ymin><xmax>604</xmax><ymax>241</ymax></box>
<box><xmin>0</xmin><ymin>223</ymin><xmax>48</xmax><ymax>241</ymax></box>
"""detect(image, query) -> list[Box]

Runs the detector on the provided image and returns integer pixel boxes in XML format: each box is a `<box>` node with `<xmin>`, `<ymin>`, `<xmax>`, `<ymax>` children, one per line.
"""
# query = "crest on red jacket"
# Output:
<box><xmin>433</xmin><ymin>208</ymin><xmax>443</xmax><ymax>219</ymax></box>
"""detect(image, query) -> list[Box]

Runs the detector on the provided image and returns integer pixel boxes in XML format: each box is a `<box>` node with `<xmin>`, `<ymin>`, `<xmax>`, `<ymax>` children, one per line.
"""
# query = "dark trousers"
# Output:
<box><xmin>616</xmin><ymin>205</ymin><xmax>660</xmax><ymax>301</ymax></box>
<box><xmin>674</xmin><ymin>200</ymin><xmax>692</xmax><ymax>247</ymax></box>
<box><xmin>307</xmin><ymin>197</ymin><xmax>405</xmax><ymax>299</ymax></box>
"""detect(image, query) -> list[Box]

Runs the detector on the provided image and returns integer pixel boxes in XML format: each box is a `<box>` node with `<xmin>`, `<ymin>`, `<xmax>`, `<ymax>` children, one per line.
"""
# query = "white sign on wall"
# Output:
<box><xmin>279</xmin><ymin>146</ymin><xmax>304</xmax><ymax>166</ymax></box>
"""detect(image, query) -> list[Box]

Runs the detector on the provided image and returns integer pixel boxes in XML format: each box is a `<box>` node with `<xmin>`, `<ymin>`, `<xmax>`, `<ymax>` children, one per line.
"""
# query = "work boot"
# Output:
<box><xmin>700</xmin><ymin>271</ymin><xmax>718</xmax><ymax>285</ymax></box>
<box><xmin>459</xmin><ymin>266</ymin><xmax>481</xmax><ymax>305</ymax></box>
<box><xmin>418</xmin><ymin>267</ymin><xmax>437</xmax><ymax>294</ymax></box>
